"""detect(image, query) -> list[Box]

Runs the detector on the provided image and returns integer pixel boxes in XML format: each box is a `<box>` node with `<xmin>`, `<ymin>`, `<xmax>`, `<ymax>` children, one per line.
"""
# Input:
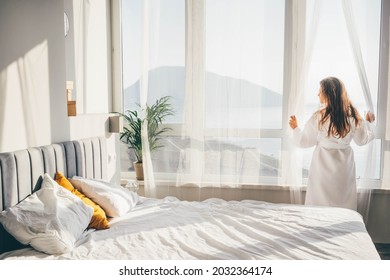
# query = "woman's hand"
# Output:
<box><xmin>365</xmin><ymin>111</ymin><xmax>375</xmax><ymax>123</ymax></box>
<box><xmin>289</xmin><ymin>115</ymin><xmax>298</xmax><ymax>129</ymax></box>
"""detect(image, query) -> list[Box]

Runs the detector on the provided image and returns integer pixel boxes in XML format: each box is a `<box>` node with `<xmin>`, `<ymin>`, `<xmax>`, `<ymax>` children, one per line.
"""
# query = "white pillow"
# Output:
<box><xmin>0</xmin><ymin>174</ymin><xmax>93</xmax><ymax>255</ymax></box>
<box><xmin>69</xmin><ymin>176</ymin><xmax>139</xmax><ymax>217</ymax></box>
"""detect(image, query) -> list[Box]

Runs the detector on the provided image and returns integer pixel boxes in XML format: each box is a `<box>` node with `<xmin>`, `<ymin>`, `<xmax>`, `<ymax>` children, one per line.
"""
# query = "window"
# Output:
<box><xmin>121</xmin><ymin>0</ymin><xmax>185</xmax><ymax>122</ymax></box>
<box><xmin>120</xmin><ymin>0</ymin><xmax>385</xmax><ymax>185</ymax></box>
<box><xmin>121</xmin><ymin>0</ymin><xmax>185</xmax><ymax>173</ymax></box>
<box><xmin>205</xmin><ymin>0</ymin><xmax>284</xmax><ymax>129</ymax></box>
<box><xmin>304</xmin><ymin>0</ymin><xmax>380</xmax><ymax>117</ymax></box>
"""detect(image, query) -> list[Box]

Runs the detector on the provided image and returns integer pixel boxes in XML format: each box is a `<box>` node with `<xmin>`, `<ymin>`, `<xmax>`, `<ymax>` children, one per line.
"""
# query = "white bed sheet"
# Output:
<box><xmin>0</xmin><ymin>196</ymin><xmax>380</xmax><ymax>260</ymax></box>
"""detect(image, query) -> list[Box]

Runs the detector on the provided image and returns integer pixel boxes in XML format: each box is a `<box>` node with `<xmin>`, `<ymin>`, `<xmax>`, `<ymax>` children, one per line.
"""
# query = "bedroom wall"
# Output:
<box><xmin>0</xmin><ymin>0</ymin><xmax>120</xmax><ymax>183</ymax></box>
<box><xmin>0</xmin><ymin>0</ymin><xmax>69</xmax><ymax>152</ymax></box>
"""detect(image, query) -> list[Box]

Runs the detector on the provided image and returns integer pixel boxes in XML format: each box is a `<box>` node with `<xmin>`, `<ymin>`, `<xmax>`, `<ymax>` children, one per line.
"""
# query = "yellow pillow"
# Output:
<box><xmin>55</xmin><ymin>172</ymin><xmax>109</xmax><ymax>230</ymax></box>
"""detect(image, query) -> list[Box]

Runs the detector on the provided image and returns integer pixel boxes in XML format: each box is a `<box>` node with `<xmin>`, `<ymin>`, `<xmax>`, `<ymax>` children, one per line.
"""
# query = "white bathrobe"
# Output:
<box><xmin>292</xmin><ymin>112</ymin><xmax>374</xmax><ymax>210</ymax></box>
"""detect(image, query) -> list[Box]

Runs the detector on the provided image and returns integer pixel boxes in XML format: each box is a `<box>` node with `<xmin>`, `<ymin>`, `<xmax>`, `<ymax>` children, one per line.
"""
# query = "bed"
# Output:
<box><xmin>0</xmin><ymin>137</ymin><xmax>380</xmax><ymax>260</ymax></box>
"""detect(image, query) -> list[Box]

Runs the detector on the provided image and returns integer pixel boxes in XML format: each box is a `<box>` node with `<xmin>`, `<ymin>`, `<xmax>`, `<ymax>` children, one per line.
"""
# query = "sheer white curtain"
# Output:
<box><xmin>293</xmin><ymin>0</ymin><xmax>380</xmax><ymax>219</ymax></box>
<box><xmin>342</xmin><ymin>0</ymin><xmax>374</xmax><ymax>112</ymax></box>
<box><xmin>176</xmin><ymin>0</ymin><xmax>206</xmax><ymax>190</ymax></box>
<box><xmin>139</xmin><ymin>0</ymin><xmax>159</xmax><ymax>197</ymax></box>
<box><xmin>283</xmin><ymin>0</ymin><xmax>323</xmax><ymax>204</ymax></box>
<box><xmin>285</xmin><ymin>0</ymin><xmax>379</xmax><ymax>210</ymax></box>
<box><xmin>121</xmin><ymin>0</ymin><xmax>186</xmax><ymax>197</ymax></box>
<box><xmin>342</xmin><ymin>0</ymin><xmax>376</xmax><ymax>221</ymax></box>
<box><xmin>175</xmin><ymin>0</ymin><xmax>288</xmax><ymax>200</ymax></box>
<box><xmin>132</xmin><ymin>0</ymin><xmax>381</xmax><ymax>209</ymax></box>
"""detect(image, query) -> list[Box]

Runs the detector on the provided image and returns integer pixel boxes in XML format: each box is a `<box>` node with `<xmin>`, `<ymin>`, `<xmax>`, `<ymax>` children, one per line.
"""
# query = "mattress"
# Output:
<box><xmin>0</xmin><ymin>196</ymin><xmax>380</xmax><ymax>260</ymax></box>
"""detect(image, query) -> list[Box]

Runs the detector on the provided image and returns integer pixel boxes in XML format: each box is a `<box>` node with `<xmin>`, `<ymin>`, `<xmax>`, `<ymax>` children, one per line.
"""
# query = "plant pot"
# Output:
<box><xmin>133</xmin><ymin>161</ymin><xmax>144</xmax><ymax>180</ymax></box>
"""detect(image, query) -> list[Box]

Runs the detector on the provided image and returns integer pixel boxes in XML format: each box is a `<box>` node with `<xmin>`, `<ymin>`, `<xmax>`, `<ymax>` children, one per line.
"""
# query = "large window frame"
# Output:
<box><xmin>113</xmin><ymin>0</ymin><xmax>389</xmax><ymax>188</ymax></box>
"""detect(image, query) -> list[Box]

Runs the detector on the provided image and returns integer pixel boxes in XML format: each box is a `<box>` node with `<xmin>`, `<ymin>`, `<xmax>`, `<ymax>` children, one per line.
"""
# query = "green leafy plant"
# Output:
<box><xmin>119</xmin><ymin>96</ymin><xmax>174</xmax><ymax>163</ymax></box>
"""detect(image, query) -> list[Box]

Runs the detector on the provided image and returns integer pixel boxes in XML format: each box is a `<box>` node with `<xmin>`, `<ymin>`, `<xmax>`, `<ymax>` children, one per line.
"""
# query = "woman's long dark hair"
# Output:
<box><xmin>318</xmin><ymin>77</ymin><xmax>362</xmax><ymax>138</ymax></box>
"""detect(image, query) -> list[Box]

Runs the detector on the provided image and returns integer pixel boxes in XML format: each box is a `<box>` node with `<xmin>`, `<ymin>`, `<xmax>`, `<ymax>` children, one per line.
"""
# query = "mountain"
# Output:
<box><xmin>123</xmin><ymin>66</ymin><xmax>282</xmax><ymax>113</ymax></box>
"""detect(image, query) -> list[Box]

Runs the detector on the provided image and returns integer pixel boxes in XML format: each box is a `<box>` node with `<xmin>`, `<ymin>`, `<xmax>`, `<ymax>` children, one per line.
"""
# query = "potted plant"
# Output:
<box><xmin>119</xmin><ymin>96</ymin><xmax>174</xmax><ymax>180</ymax></box>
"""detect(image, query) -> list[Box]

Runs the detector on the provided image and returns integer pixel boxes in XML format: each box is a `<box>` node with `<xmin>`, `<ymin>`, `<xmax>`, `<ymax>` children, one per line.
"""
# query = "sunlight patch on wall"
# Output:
<box><xmin>0</xmin><ymin>40</ymin><xmax>50</xmax><ymax>153</ymax></box>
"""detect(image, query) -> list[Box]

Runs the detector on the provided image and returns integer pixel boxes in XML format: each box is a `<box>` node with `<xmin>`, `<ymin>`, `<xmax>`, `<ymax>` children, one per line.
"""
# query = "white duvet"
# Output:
<box><xmin>0</xmin><ymin>197</ymin><xmax>380</xmax><ymax>260</ymax></box>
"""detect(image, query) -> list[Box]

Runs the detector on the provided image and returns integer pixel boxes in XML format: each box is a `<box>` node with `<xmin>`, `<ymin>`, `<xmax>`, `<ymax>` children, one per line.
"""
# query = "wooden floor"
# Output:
<box><xmin>375</xmin><ymin>243</ymin><xmax>390</xmax><ymax>260</ymax></box>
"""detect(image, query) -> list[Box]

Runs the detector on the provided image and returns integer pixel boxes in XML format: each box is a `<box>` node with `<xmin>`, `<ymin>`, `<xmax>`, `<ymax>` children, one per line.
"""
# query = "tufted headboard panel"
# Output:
<box><xmin>0</xmin><ymin>137</ymin><xmax>108</xmax><ymax>253</ymax></box>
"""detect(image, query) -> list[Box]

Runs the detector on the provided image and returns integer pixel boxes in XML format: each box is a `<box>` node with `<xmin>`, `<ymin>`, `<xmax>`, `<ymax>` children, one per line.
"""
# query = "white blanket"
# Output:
<box><xmin>0</xmin><ymin>197</ymin><xmax>380</xmax><ymax>260</ymax></box>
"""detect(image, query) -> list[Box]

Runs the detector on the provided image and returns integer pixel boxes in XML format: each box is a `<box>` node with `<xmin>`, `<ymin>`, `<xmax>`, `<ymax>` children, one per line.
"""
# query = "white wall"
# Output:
<box><xmin>0</xmin><ymin>0</ymin><xmax>120</xmax><ymax>183</ymax></box>
<box><xmin>0</xmin><ymin>0</ymin><xmax>69</xmax><ymax>151</ymax></box>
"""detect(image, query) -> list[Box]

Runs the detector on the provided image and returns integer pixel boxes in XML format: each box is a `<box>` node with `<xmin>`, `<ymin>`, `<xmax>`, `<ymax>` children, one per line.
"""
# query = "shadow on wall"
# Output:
<box><xmin>0</xmin><ymin>0</ymin><xmax>69</xmax><ymax>153</ymax></box>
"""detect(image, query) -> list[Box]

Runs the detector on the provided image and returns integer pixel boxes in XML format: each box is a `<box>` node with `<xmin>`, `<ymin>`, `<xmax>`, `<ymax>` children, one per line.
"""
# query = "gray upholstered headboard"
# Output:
<box><xmin>0</xmin><ymin>137</ymin><xmax>108</xmax><ymax>253</ymax></box>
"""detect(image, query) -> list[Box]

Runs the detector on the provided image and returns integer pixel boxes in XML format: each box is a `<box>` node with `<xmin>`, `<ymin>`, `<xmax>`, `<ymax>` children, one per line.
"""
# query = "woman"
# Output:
<box><xmin>289</xmin><ymin>77</ymin><xmax>375</xmax><ymax>210</ymax></box>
